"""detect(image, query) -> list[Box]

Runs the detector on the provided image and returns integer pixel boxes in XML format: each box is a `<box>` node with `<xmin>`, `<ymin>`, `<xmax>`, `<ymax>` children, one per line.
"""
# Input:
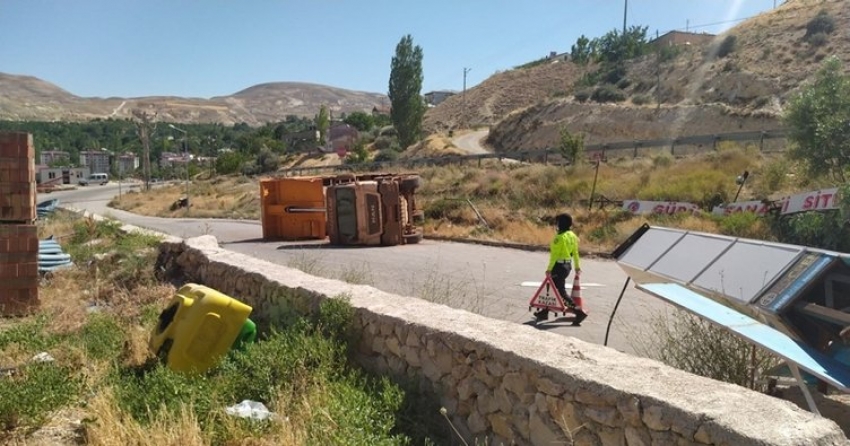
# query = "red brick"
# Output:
<box><xmin>0</xmin><ymin>132</ymin><xmax>34</xmax><ymax>159</ymax></box>
<box><xmin>0</xmin><ymin>287</ymin><xmax>39</xmax><ymax>316</ymax></box>
<box><xmin>0</xmin><ymin>263</ymin><xmax>16</xmax><ymax>279</ymax></box>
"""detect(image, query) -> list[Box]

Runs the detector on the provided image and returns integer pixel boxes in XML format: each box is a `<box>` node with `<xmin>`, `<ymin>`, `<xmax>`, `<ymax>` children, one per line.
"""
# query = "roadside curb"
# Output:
<box><xmin>423</xmin><ymin>234</ymin><xmax>613</xmax><ymax>259</ymax></box>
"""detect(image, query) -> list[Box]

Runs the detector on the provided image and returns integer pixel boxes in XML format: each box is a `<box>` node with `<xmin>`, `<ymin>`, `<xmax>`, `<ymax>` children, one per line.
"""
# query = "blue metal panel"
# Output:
<box><xmin>638</xmin><ymin>282</ymin><xmax>850</xmax><ymax>392</ymax></box>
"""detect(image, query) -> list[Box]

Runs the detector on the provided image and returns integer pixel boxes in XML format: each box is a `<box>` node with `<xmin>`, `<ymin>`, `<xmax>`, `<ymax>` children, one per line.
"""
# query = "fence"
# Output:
<box><xmin>280</xmin><ymin>128</ymin><xmax>788</xmax><ymax>176</ymax></box>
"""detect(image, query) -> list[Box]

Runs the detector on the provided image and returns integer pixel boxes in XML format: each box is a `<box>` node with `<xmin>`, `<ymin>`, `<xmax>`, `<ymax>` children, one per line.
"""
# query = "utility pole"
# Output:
<box><xmin>463</xmin><ymin>67</ymin><xmax>472</xmax><ymax>127</ymax></box>
<box><xmin>623</xmin><ymin>0</ymin><xmax>627</xmax><ymax>34</ymax></box>
<box><xmin>169</xmin><ymin>124</ymin><xmax>190</xmax><ymax>215</ymax></box>
<box><xmin>132</xmin><ymin>109</ymin><xmax>157</xmax><ymax>192</ymax></box>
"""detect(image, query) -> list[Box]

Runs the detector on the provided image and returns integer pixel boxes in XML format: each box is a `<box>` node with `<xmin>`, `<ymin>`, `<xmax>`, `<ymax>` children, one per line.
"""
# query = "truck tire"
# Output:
<box><xmin>404</xmin><ymin>229</ymin><xmax>423</xmax><ymax>244</ymax></box>
<box><xmin>400</xmin><ymin>175</ymin><xmax>421</xmax><ymax>192</ymax></box>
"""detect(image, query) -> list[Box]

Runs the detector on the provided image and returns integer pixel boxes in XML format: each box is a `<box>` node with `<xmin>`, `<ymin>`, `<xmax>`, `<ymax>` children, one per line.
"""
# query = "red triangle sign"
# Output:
<box><xmin>528</xmin><ymin>275</ymin><xmax>568</xmax><ymax>313</ymax></box>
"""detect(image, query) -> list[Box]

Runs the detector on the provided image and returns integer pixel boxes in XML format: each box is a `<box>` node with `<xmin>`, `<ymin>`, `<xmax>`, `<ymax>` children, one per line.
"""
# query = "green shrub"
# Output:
<box><xmin>215</xmin><ymin>151</ymin><xmax>243</xmax><ymax>175</ymax></box>
<box><xmin>424</xmin><ymin>199</ymin><xmax>463</xmax><ymax>220</ymax></box>
<box><xmin>659</xmin><ymin>45</ymin><xmax>682</xmax><ymax>62</ymax></box>
<box><xmin>591</xmin><ymin>85</ymin><xmax>627</xmax><ymax>103</ymax></box>
<box><xmin>374</xmin><ymin>136</ymin><xmax>393</xmax><ymax>151</ymax></box>
<box><xmin>616</xmin><ymin>78</ymin><xmax>631</xmax><ymax>89</ymax></box>
<box><xmin>807</xmin><ymin>32</ymin><xmax>829</xmax><ymax>47</ymax></box>
<box><xmin>573</xmin><ymin>89</ymin><xmax>593</xmax><ymax>103</ymax></box>
<box><xmin>718</xmin><ymin>211</ymin><xmax>769</xmax><ymax>239</ymax></box>
<box><xmin>632</xmin><ymin>94</ymin><xmax>652</xmax><ymax>105</ymax></box>
<box><xmin>716</xmin><ymin>35</ymin><xmax>737</xmax><ymax>58</ymax></box>
<box><xmin>374</xmin><ymin>150</ymin><xmax>399</xmax><ymax>162</ymax></box>
<box><xmin>806</xmin><ymin>10</ymin><xmax>835</xmax><ymax>39</ymax></box>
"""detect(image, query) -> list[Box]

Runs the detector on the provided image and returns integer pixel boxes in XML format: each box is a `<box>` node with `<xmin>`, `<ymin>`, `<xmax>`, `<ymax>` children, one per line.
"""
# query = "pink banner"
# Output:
<box><xmin>622</xmin><ymin>200</ymin><xmax>700</xmax><ymax>215</ymax></box>
<box><xmin>778</xmin><ymin>187</ymin><xmax>839</xmax><ymax>215</ymax></box>
<box><xmin>712</xmin><ymin>200</ymin><xmax>772</xmax><ymax>216</ymax></box>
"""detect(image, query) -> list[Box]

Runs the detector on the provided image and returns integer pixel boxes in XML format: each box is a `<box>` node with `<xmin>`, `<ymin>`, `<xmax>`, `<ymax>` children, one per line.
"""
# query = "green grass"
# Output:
<box><xmin>2</xmin><ymin>212</ymin><xmax>448</xmax><ymax>445</ymax></box>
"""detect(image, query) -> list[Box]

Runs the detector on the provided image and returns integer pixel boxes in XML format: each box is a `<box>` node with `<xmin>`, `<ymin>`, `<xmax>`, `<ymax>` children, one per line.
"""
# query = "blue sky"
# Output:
<box><xmin>1</xmin><ymin>1</ymin><xmax>780</xmax><ymax>99</ymax></box>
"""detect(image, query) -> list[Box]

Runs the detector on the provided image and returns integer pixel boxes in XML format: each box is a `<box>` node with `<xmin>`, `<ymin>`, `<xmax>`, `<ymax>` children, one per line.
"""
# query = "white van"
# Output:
<box><xmin>80</xmin><ymin>173</ymin><xmax>109</xmax><ymax>186</ymax></box>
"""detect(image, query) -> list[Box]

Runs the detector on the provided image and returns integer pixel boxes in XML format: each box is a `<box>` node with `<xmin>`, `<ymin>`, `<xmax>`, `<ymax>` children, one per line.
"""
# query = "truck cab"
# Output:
<box><xmin>326</xmin><ymin>173</ymin><xmax>423</xmax><ymax>246</ymax></box>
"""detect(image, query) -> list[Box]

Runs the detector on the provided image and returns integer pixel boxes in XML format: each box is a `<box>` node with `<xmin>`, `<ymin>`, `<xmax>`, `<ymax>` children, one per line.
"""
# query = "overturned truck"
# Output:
<box><xmin>260</xmin><ymin>172</ymin><xmax>424</xmax><ymax>246</ymax></box>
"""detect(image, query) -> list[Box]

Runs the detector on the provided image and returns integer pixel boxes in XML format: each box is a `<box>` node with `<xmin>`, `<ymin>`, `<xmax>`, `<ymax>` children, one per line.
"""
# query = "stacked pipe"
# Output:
<box><xmin>0</xmin><ymin>132</ymin><xmax>39</xmax><ymax>316</ymax></box>
<box><xmin>38</xmin><ymin>236</ymin><xmax>72</xmax><ymax>273</ymax></box>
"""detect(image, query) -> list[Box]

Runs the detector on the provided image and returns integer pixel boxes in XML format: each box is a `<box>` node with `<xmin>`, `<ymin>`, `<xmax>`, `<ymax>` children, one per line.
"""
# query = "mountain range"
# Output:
<box><xmin>0</xmin><ymin>72</ymin><xmax>388</xmax><ymax>126</ymax></box>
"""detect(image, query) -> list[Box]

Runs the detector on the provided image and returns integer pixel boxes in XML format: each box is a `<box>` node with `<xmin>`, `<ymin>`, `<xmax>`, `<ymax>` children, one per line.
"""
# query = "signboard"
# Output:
<box><xmin>622</xmin><ymin>200</ymin><xmax>700</xmax><ymax>216</ymax></box>
<box><xmin>712</xmin><ymin>188</ymin><xmax>841</xmax><ymax>217</ymax></box>
<box><xmin>712</xmin><ymin>200</ymin><xmax>772</xmax><ymax>216</ymax></box>
<box><xmin>778</xmin><ymin>188</ymin><xmax>839</xmax><ymax>215</ymax></box>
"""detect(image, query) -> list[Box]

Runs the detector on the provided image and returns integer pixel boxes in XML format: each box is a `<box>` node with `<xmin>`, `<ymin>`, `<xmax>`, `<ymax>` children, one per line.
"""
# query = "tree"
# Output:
<box><xmin>558</xmin><ymin>127</ymin><xmax>585</xmax><ymax>165</ymax></box>
<box><xmin>784</xmin><ymin>56</ymin><xmax>850</xmax><ymax>182</ymax></box>
<box><xmin>131</xmin><ymin>108</ymin><xmax>157</xmax><ymax>191</ymax></box>
<box><xmin>343</xmin><ymin>111</ymin><xmax>375</xmax><ymax>132</ymax></box>
<box><xmin>570</xmin><ymin>35</ymin><xmax>594</xmax><ymax>65</ymax></box>
<box><xmin>388</xmin><ymin>34</ymin><xmax>425</xmax><ymax>149</ymax></box>
<box><xmin>316</xmin><ymin>105</ymin><xmax>330</xmax><ymax>146</ymax></box>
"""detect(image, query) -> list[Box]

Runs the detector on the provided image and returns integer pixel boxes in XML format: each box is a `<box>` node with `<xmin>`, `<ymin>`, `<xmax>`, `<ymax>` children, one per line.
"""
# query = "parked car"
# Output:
<box><xmin>79</xmin><ymin>173</ymin><xmax>109</xmax><ymax>186</ymax></box>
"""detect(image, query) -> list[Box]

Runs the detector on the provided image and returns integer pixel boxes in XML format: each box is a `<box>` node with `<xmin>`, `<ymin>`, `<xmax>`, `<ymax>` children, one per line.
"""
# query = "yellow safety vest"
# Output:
<box><xmin>547</xmin><ymin>230</ymin><xmax>580</xmax><ymax>272</ymax></box>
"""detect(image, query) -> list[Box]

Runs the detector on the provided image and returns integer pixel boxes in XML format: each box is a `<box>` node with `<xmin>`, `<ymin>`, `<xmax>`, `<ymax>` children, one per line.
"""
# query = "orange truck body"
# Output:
<box><xmin>260</xmin><ymin>173</ymin><xmax>423</xmax><ymax>246</ymax></box>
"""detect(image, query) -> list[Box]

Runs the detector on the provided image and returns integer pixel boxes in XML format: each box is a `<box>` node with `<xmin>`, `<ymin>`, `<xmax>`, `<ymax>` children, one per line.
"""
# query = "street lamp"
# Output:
<box><xmin>169</xmin><ymin>124</ymin><xmax>191</xmax><ymax>214</ymax></box>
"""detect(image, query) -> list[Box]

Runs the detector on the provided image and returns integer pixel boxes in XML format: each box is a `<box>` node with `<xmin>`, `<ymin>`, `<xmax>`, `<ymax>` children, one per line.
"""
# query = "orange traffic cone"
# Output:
<box><xmin>570</xmin><ymin>273</ymin><xmax>585</xmax><ymax>311</ymax></box>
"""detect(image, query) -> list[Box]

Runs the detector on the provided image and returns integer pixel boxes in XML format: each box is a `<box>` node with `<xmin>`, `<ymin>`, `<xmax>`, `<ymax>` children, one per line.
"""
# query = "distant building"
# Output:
<box><xmin>649</xmin><ymin>30</ymin><xmax>716</xmax><ymax>49</ymax></box>
<box><xmin>282</xmin><ymin>128</ymin><xmax>320</xmax><ymax>153</ymax></box>
<box><xmin>547</xmin><ymin>51</ymin><xmax>570</xmax><ymax>62</ymax></box>
<box><xmin>39</xmin><ymin>150</ymin><xmax>71</xmax><ymax>166</ymax></box>
<box><xmin>372</xmin><ymin>105</ymin><xmax>391</xmax><ymax>117</ymax></box>
<box><xmin>115</xmin><ymin>152</ymin><xmax>140</xmax><ymax>175</ymax></box>
<box><xmin>327</xmin><ymin>123</ymin><xmax>359</xmax><ymax>153</ymax></box>
<box><xmin>160</xmin><ymin>152</ymin><xmax>191</xmax><ymax>168</ymax></box>
<box><xmin>423</xmin><ymin>90</ymin><xmax>456</xmax><ymax>106</ymax></box>
<box><xmin>36</xmin><ymin>166</ymin><xmax>89</xmax><ymax>185</ymax></box>
<box><xmin>79</xmin><ymin>150</ymin><xmax>111</xmax><ymax>175</ymax></box>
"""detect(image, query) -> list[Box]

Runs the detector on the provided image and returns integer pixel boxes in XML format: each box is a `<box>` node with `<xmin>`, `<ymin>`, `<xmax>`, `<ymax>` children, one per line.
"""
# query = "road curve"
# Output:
<box><xmin>452</xmin><ymin>129</ymin><xmax>490</xmax><ymax>155</ymax></box>
<box><xmin>44</xmin><ymin>183</ymin><xmax>672</xmax><ymax>355</ymax></box>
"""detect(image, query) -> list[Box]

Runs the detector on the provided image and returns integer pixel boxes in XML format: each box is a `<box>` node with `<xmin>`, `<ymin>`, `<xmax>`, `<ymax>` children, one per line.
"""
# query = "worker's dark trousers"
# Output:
<box><xmin>551</xmin><ymin>262</ymin><xmax>576</xmax><ymax>308</ymax></box>
<box><xmin>536</xmin><ymin>262</ymin><xmax>576</xmax><ymax>320</ymax></box>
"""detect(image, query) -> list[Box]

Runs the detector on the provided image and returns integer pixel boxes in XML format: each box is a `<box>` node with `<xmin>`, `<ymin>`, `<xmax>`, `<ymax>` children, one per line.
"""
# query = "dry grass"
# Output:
<box><xmin>104</xmin><ymin>146</ymin><xmax>808</xmax><ymax>252</ymax></box>
<box><xmin>402</xmin><ymin>133</ymin><xmax>466</xmax><ymax>158</ymax></box>
<box><xmin>110</xmin><ymin>177</ymin><xmax>260</xmax><ymax>220</ymax></box>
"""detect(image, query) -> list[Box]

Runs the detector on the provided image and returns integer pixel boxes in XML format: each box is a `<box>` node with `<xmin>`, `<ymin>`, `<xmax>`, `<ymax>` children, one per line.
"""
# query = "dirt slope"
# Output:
<box><xmin>427</xmin><ymin>0</ymin><xmax>850</xmax><ymax>152</ymax></box>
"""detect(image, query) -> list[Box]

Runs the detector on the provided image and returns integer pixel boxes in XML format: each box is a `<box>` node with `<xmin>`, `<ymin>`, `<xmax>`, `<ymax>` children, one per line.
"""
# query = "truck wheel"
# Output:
<box><xmin>400</xmin><ymin>175</ymin><xmax>421</xmax><ymax>191</ymax></box>
<box><xmin>404</xmin><ymin>229</ymin><xmax>423</xmax><ymax>244</ymax></box>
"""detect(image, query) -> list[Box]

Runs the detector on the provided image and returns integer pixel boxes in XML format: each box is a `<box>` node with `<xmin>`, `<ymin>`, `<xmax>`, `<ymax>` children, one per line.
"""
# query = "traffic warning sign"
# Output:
<box><xmin>528</xmin><ymin>275</ymin><xmax>567</xmax><ymax>313</ymax></box>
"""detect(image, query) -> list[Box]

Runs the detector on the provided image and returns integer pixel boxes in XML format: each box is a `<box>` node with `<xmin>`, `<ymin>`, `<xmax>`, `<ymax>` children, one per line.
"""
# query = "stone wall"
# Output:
<box><xmin>157</xmin><ymin>235</ymin><xmax>849</xmax><ymax>446</ymax></box>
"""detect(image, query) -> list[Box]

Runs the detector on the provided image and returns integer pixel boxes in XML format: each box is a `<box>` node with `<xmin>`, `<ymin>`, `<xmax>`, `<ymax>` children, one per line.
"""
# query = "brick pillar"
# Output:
<box><xmin>0</xmin><ymin>132</ymin><xmax>39</xmax><ymax>315</ymax></box>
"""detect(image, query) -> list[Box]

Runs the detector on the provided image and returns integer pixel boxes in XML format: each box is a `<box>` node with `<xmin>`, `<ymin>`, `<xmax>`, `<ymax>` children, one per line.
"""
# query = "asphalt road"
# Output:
<box><xmin>44</xmin><ymin>182</ymin><xmax>673</xmax><ymax>355</ymax></box>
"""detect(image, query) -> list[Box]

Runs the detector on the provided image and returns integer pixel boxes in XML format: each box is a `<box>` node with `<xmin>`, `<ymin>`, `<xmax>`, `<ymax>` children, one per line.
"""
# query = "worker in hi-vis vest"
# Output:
<box><xmin>535</xmin><ymin>213</ymin><xmax>588</xmax><ymax>326</ymax></box>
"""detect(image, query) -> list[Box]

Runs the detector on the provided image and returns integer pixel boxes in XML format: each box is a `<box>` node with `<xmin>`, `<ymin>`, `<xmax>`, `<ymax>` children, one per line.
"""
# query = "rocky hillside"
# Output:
<box><xmin>0</xmin><ymin>73</ymin><xmax>387</xmax><ymax>125</ymax></box>
<box><xmin>426</xmin><ymin>0</ymin><xmax>850</xmax><ymax>152</ymax></box>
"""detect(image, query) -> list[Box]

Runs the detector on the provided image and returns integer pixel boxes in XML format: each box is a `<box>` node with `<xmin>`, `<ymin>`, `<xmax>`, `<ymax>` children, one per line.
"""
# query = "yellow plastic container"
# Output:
<box><xmin>149</xmin><ymin>283</ymin><xmax>253</xmax><ymax>374</ymax></box>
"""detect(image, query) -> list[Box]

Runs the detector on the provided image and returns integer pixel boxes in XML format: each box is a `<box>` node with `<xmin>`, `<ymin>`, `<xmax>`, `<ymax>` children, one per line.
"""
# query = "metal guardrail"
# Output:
<box><xmin>280</xmin><ymin>128</ymin><xmax>788</xmax><ymax>176</ymax></box>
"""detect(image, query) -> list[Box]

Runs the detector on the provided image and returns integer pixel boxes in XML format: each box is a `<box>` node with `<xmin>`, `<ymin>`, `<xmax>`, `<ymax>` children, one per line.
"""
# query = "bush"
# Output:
<box><xmin>214</xmin><ymin>151</ymin><xmax>243</xmax><ymax>175</ymax></box>
<box><xmin>616</xmin><ymin>78</ymin><xmax>631</xmax><ymax>89</ymax></box>
<box><xmin>716</xmin><ymin>35</ymin><xmax>737</xmax><ymax>58</ymax></box>
<box><xmin>573</xmin><ymin>89</ymin><xmax>593</xmax><ymax>103</ymax></box>
<box><xmin>718</xmin><ymin>211</ymin><xmax>770</xmax><ymax>239</ymax></box>
<box><xmin>635</xmin><ymin>310</ymin><xmax>780</xmax><ymax>392</ymax></box>
<box><xmin>374</xmin><ymin>150</ymin><xmax>399</xmax><ymax>162</ymax></box>
<box><xmin>806</xmin><ymin>10</ymin><xmax>835</xmax><ymax>39</ymax></box>
<box><xmin>374</xmin><ymin>135</ymin><xmax>396</xmax><ymax>151</ymax></box>
<box><xmin>631</xmin><ymin>94</ymin><xmax>652</xmax><ymax>105</ymax></box>
<box><xmin>659</xmin><ymin>45</ymin><xmax>681</xmax><ymax>62</ymax></box>
<box><xmin>591</xmin><ymin>85</ymin><xmax>627</xmax><ymax>103</ymax></box>
<box><xmin>807</xmin><ymin>32</ymin><xmax>829</xmax><ymax>47</ymax></box>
